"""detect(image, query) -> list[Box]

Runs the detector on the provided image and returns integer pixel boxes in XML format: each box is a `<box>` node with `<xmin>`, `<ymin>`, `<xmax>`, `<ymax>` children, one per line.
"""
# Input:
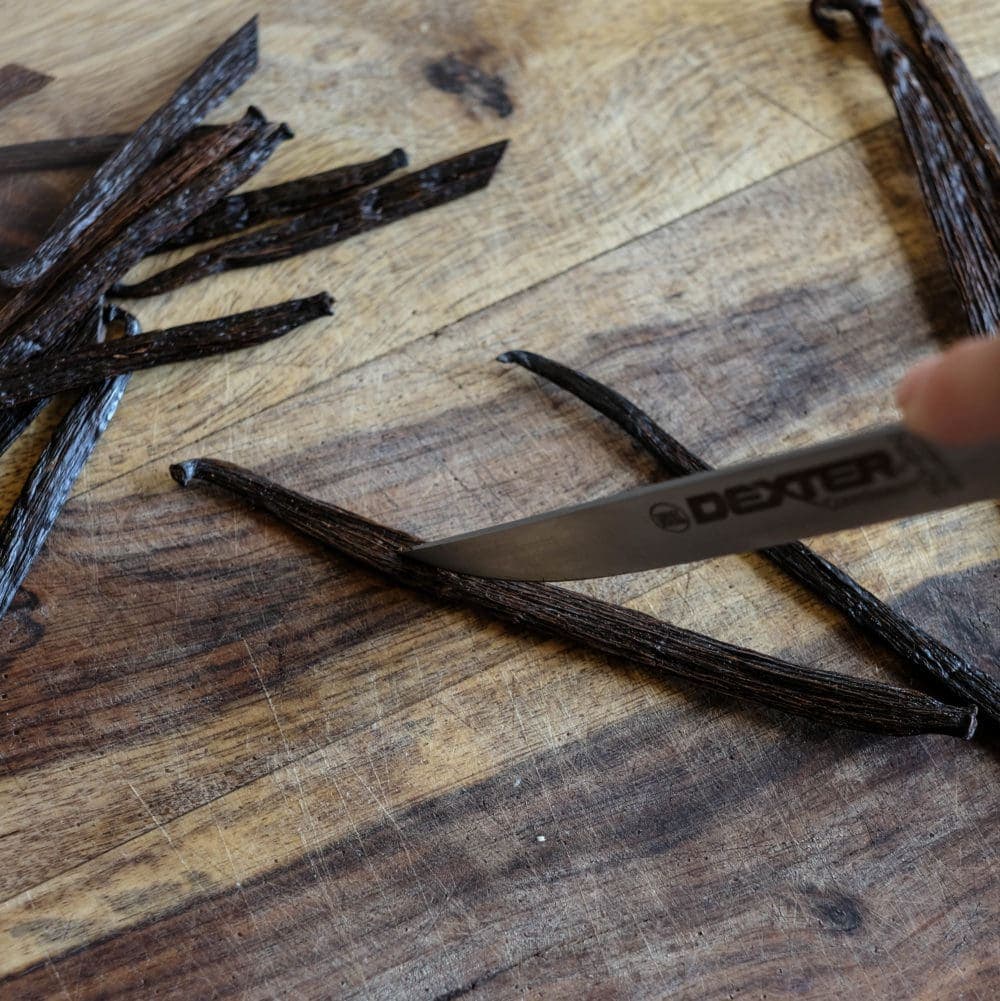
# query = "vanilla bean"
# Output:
<box><xmin>0</xmin><ymin>121</ymin><xmax>291</xmax><ymax>367</ymax></box>
<box><xmin>898</xmin><ymin>0</ymin><xmax>1000</xmax><ymax>190</ymax></box>
<box><xmin>169</xmin><ymin>457</ymin><xmax>976</xmax><ymax>738</ymax></box>
<box><xmin>157</xmin><ymin>147</ymin><xmax>409</xmax><ymax>250</ymax></box>
<box><xmin>0</xmin><ymin>64</ymin><xmax>52</xmax><ymax>111</ymax></box>
<box><xmin>0</xmin><ymin>294</ymin><xmax>333</xmax><ymax>407</ymax></box>
<box><xmin>0</xmin><ymin>301</ymin><xmax>107</xmax><ymax>457</ymax></box>
<box><xmin>812</xmin><ymin>0</ymin><xmax>1000</xmax><ymax>336</ymax></box>
<box><xmin>0</xmin><ymin>126</ymin><xmax>224</xmax><ymax>174</ymax></box>
<box><xmin>0</xmin><ymin>108</ymin><xmax>267</xmax><ymax>339</ymax></box>
<box><xmin>113</xmin><ymin>140</ymin><xmax>508</xmax><ymax>297</ymax></box>
<box><xmin>0</xmin><ymin>18</ymin><xmax>258</xmax><ymax>287</ymax></box>
<box><xmin>0</xmin><ymin>308</ymin><xmax>139</xmax><ymax>622</ymax></box>
<box><xmin>499</xmin><ymin>349</ymin><xmax>1000</xmax><ymax>726</ymax></box>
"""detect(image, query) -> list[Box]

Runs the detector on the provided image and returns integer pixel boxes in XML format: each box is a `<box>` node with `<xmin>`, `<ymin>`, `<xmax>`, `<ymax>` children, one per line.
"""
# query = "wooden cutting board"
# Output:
<box><xmin>1</xmin><ymin>2</ymin><xmax>998</xmax><ymax>997</ymax></box>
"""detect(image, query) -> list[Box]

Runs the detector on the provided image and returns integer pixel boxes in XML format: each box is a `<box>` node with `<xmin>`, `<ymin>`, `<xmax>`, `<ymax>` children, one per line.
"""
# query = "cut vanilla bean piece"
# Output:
<box><xmin>0</xmin><ymin>309</ymin><xmax>140</xmax><ymax>622</ymax></box>
<box><xmin>898</xmin><ymin>0</ymin><xmax>1000</xmax><ymax>188</ymax></box>
<box><xmin>0</xmin><ymin>17</ymin><xmax>258</xmax><ymax>287</ymax></box>
<box><xmin>811</xmin><ymin>1</ymin><xmax>1000</xmax><ymax>336</ymax></box>
<box><xmin>170</xmin><ymin>458</ymin><xmax>976</xmax><ymax>738</ymax></box>
<box><xmin>0</xmin><ymin>64</ymin><xmax>52</xmax><ymax>111</ymax></box>
<box><xmin>0</xmin><ymin>125</ymin><xmax>224</xmax><ymax>174</ymax></box>
<box><xmin>158</xmin><ymin>147</ymin><xmax>409</xmax><ymax>250</ymax></box>
<box><xmin>0</xmin><ymin>122</ymin><xmax>291</xmax><ymax>367</ymax></box>
<box><xmin>0</xmin><ymin>302</ymin><xmax>106</xmax><ymax>457</ymax></box>
<box><xmin>499</xmin><ymin>350</ymin><xmax>1000</xmax><ymax>727</ymax></box>
<box><xmin>114</xmin><ymin>140</ymin><xmax>508</xmax><ymax>297</ymax></box>
<box><xmin>0</xmin><ymin>294</ymin><xmax>333</xmax><ymax>407</ymax></box>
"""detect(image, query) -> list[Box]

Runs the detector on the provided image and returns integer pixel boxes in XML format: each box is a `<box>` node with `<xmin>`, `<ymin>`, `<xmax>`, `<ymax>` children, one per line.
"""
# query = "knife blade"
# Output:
<box><xmin>407</xmin><ymin>424</ymin><xmax>1000</xmax><ymax>580</ymax></box>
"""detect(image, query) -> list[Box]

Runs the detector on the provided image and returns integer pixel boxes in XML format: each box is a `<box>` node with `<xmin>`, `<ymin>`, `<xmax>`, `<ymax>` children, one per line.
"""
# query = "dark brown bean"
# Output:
<box><xmin>811</xmin><ymin>0</ymin><xmax>1000</xmax><ymax>335</ymax></box>
<box><xmin>0</xmin><ymin>294</ymin><xmax>334</xmax><ymax>407</ymax></box>
<box><xmin>0</xmin><ymin>307</ymin><xmax>140</xmax><ymax>621</ymax></box>
<box><xmin>0</xmin><ymin>121</ymin><xmax>291</xmax><ymax>367</ymax></box>
<box><xmin>0</xmin><ymin>126</ymin><xmax>224</xmax><ymax>174</ymax></box>
<box><xmin>169</xmin><ymin>457</ymin><xmax>977</xmax><ymax>739</ymax></box>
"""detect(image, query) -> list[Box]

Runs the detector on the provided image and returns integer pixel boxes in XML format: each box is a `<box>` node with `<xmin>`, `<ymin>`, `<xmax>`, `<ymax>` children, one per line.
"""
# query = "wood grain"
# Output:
<box><xmin>1</xmin><ymin>1</ymin><xmax>998</xmax><ymax>998</ymax></box>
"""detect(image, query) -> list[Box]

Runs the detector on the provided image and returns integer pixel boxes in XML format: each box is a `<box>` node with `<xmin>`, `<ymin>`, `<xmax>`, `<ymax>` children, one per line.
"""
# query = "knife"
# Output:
<box><xmin>407</xmin><ymin>424</ymin><xmax>1000</xmax><ymax>580</ymax></box>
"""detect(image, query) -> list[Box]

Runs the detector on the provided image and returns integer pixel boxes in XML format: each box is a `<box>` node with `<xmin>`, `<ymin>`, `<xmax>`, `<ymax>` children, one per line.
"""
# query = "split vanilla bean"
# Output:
<box><xmin>0</xmin><ymin>64</ymin><xmax>52</xmax><ymax>112</ymax></box>
<box><xmin>157</xmin><ymin>147</ymin><xmax>409</xmax><ymax>250</ymax></box>
<box><xmin>0</xmin><ymin>121</ymin><xmax>291</xmax><ymax>366</ymax></box>
<box><xmin>0</xmin><ymin>308</ymin><xmax>139</xmax><ymax>621</ymax></box>
<box><xmin>0</xmin><ymin>17</ymin><xmax>258</xmax><ymax>287</ymax></box>
<box><xmin>499</xmin><ymin>349</ymin><xmax>1000</xmax><ymax>726</ymax></box>
<box><xmin>0</xmin><ymin>294</ymin><xmax>333</xmax><ymax>407</ymax></box>
<box><xmin>113</xmin><ymin>140</ymin><xmax>508</xmax><ymax>297</ymax></box>
<box><xmin>169</xmin><ymin>457</ymin><xmax>977</xmax><ymax>738</ymax></box>
<box><xmin>812</xmin><ymin>0</ymin><xmax>1000</xmax><ymax>335</ymax></box>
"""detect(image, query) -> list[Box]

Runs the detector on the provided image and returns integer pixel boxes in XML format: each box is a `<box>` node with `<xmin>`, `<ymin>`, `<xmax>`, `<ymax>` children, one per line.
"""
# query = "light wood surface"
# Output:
<box><xmin>0</xmin><ymin>2</ymin><xmax>998</xmax><ymax>998</ymax></box>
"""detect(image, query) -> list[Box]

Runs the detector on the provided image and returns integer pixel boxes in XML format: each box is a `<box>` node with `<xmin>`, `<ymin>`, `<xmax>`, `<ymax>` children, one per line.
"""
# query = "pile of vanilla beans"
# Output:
<box><xmin>0</xmin><ymin>19</ymin><xmax>505</xmax><ymax>626</ymax></box>
<box><xmin>175</xmin><ymin>1</ymin><xmax>1000</xmax><ymax>741</ymax></box>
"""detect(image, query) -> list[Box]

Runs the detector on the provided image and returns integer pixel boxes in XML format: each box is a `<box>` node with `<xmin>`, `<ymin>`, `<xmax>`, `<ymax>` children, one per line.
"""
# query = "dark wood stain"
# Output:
<box><xmin>424</xmin><ymin>53</ymin><xmax>514</xmax><ymax>118</ymax></box>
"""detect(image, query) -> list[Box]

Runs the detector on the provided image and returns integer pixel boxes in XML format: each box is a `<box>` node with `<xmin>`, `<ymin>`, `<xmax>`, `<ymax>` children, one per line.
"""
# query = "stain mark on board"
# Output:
<box><xmin>811</xmin><ymin>891</ymin><xmax>863</xmax><ymax>933</ymax></box>
<box><xmin>424</xmin><ymin>53</ymin><xmax>513</xmax><ymax>118</ymax></box>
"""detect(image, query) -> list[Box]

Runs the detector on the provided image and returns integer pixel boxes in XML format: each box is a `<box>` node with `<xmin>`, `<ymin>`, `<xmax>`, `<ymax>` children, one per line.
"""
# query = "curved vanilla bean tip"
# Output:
<box><xmin>170</xmin><ymin>460</ymin><xmax>199</xmax><ymax>487</ymax></box>
<box><xmin>169</xmin><ymin>457</ymin><xmax>979</xmax><ymax>739</ymax></box>
<box><xmin>499</xmin><ymin>349</ymin><xmax>1000</xmax><ymax>727</ymax></box>
<box><xmin>810</xmin><ymin>0</ymin><xmax>882</xmax><ymax>41</ymax></box>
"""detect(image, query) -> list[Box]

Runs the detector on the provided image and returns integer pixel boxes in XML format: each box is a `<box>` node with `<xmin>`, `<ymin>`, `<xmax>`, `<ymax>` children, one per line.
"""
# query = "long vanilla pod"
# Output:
<box><xmin>0</xmin><ymin>121</ymin><xmax>291</xmax><ymax>367</ymax></box>
<box><xmin>157</xmin><ymin>147</ymin><xmax>409</xmax><ymax>250</ymax></box>
<box><xmin>811</xmin><ymin>0</ymin><xmax>1000</xmax><ymax>335</ymax></box>
<box><xmin>499</xmin><ymin>349</ymin><xmax>1000</xmax><ymax>726</ymax></box>
<box><xmin>113</xmin><ymin>140</ymin><xmax>508</xmax><ymax>297</ymax></box>
<box><xmin>0</xmin><ymin>18</ymin><xmax>258</xmax><ymax>287</ymax></box>
<box><xmin>0</xmin><ymin>64</ymin><xmax>52</xmax><ymax>111</ymax></box>
<box><xmin>0</xmin><ymin>309</ymin><xmax>140</xmax><ymax>621</ymax></box>
<box><xmin>170</xmin><ymin>457</ymin><xmax>976</xmax><ymax>738</ymax></box>
<box><xmin>0</xmin><ymin>294</ymin><xmax>333</xmax><ymax>407</ymax></box>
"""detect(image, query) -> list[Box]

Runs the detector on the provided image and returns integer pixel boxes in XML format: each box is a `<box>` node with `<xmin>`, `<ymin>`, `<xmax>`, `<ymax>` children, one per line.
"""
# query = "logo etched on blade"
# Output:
<box><xmin>649</xmin><ymin>502</ymin><xmax>691</xmax><ymax>533</ymax></box>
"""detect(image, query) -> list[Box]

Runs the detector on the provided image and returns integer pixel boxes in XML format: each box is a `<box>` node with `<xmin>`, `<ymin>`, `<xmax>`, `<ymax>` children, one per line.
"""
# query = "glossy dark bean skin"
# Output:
<box><xmin>169</xmin><ymin>457</ymin><xmax>977</xmax><ymax>739</ymax></box>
